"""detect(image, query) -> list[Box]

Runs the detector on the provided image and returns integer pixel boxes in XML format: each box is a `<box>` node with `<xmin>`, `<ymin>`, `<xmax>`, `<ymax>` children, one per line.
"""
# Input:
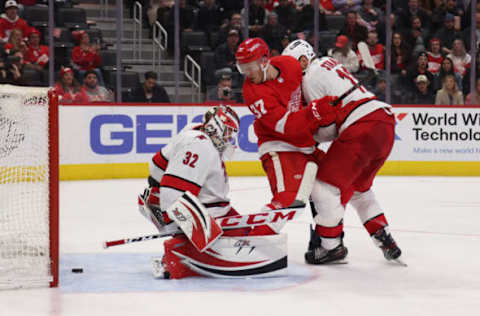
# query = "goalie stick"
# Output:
<box><xmin>103</xmin><ymin>205</ymin><xmax>305</xmax><ymax>249</ymax></box>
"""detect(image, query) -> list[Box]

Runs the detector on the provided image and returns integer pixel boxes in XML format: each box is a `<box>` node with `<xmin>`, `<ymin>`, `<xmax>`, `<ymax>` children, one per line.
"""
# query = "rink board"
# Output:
<box><xmin>57</xmin><ymin>103</ymin><xmax>480</xmax><ymax>179</ymax></box>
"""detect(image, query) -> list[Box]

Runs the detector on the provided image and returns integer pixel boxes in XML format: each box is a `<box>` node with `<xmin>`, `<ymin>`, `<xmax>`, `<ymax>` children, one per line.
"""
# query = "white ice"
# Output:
<box><xmin>1</xmin><ymin>176</ymin><xmax>480</xmax><ymax>316</ymax></box>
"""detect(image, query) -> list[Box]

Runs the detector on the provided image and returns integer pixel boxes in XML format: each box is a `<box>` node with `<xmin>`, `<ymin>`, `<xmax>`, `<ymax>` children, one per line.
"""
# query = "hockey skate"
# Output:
<box><xmin>372</xmin><ymin>227</ymin><xmax>406</xmax><ymax>266</ymax></box>
<box><xmin>305</xmin><ymin>242</ymin><xmax>348</xmax><ymax>265</ymax></box>
<box><xmin>307</xmin><ymin>224</ymin><xmax>322</xmax><ymax>251</ymax></box>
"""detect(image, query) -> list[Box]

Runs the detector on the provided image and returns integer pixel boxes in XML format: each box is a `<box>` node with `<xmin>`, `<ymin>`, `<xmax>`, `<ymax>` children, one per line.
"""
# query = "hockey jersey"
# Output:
<box><xmin>149</xmin><ymin>125</ymin><xmax>231</xmax><ymax>218</ymax></box>
<box><xmin>242</xmin><ymin>55</ymin><xmax>318</xmax><ymax>157</ymax></box>
<box><xmin>303</xmin><ymin>57</ymin><xmax>389</xmax><ymax>142</ymax></box>
<box><xmin>0</xmin><ymin>15</ymin><xmax>29</xmax><ymax>42</ymax></box>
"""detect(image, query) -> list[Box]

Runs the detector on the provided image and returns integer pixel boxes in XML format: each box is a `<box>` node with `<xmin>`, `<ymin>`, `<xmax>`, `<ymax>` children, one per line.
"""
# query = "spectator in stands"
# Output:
<box><xmin>360</xmin><ymin>30</ymin><xmax>384</xmax><ymax>71</ymax></box>
<box><xmin>377</xmin><ymin>13</ymin><xmax>401</xmax><ymax>46</ymax></box>
<box><xmin>216</xmin><ymin>12</ymin><xmax>244</xmax><ymax>48</ymax></box>
<box><xmin>295</xmin><ymin>0</ymin><xmax>327</xmax><ymax>33</ymax></box>
<box><xmin>129</xmin><ymin>71</ymin><xmax>170</xmax><ymax>103</ymax></box>
<box><xmin>81</xmin><ymin>70</ymin><xmax>113</xmax><ymax>103</ymax></box>
<box><xmin>244</xmin><ymin>0</ymin><xmax>266</xmax><ymax>37</ymax></box>
<box><xmin>320</xmin><ymin>0</ymin><xmax>362</xmax><ymax>14</ymax></box>
<box><xmin>0</xmin><ymin>1</ymin><xmax>29</xmax><ymax>43</ymax></box>
<box><xmin>217</xmin><ymin>0</ymin><xmax>244</xmax><ymax>22</ymax></box>
<box><xmin>4</xmin><ymin>28</ymin><xmax>26</xmax><ymax>55</ymax></box>
<box><xmin>432</xmin><ymin>0</ymin><xmax>464</xmax><ymax>30</ymax></box>
<box><xmin>274</xmin><ymin>0</ymin><xmax>296</xmax><ymax>33</ymax></box>
<box><xmin>24</xmin><ymin>27</ymin><xmax>48</xmax><ymax>81</ymax></box>
<box><xmin>447</xmin><ymin>38</ymin><xmax>471</xmax><ymax>78</ymax></box>
<box><xmin>373</xmin><ymin>75</ymin><xmax>386</xmax><ymax>102</ymax></box>
<box><xmin>71</xmin><ymin>30</ymin><xmax>104</xmax><ymax>86</ymax></box>
<box><xmin>54</xmin><ymin>67</ymin><xmax>87</xmax><ymax>103</ymax></box>
<box><xmin>404</xmin><ymin>15</ymin><xmax>428</xmax><ymax>57</ymax></box>
<box><xmin>261</xmin><ymin>12</ymin><xmax>287</xmax><ymax>56</ymax></box>
<box><xmin>206</xmin><ymin>71</ymin><xmax>242</xmax><ymax>103</ymax></box>
<box><xmin>280</xmin><ymin>33</ymin><xmax>292</xmax><ymax>52</ymax></box>
<box><xmin>391</xmin><ymin>31</ymin><xmax>411</xmax><ymax>76</ymax></box>
<box><xmin>3</xmin><ymin>50</ymin><xmax>25</xmax><ymax>85</ymax></box>
<box><xmin>409</xmin><ymin>74</ymin><xmax>435</xmax><ymax>104</ymax></box>
<box><xmin>165</xmin><ymin>0</ymin><xmax>195</xmax><ymax>52</ymax></box>
<box><xmin>358</xmin><ymin>0</ymin><xmax>384</xmax><ymax>32</ymax></box>
<box><xmin>196</xmin><ymin>0</ymin><xmax>223</xmax><ymax>42</ymax></box>
<box><xmin>462</xmin><ymin>52</ymin><xmax>480</xmax><ymax>96</ymax></box>
<box><xmin>427</xmin><ymin>38</ymin><xmax>443</xmax><ymax>74</ymax></box>
<box><xmin>395</xmin><ymin>0</ymin><xmax>431</xmax><ymax>31</ymax></box>
<box><xmin>338</xmin><ymin>11</ymin><xmax>368</xmax><ymax>50</ymax></box>
<box><xmin>435</xmin><ymin>13</ymin><xmax>461</xmax><ymax>55</ymax></box>
<box><xmin>214</xmin><ymin>28</ymin><xmax>239</xmax><ymax>72</ymax></box>
<box><xmin>0</xmin><ymin>51</ymin><xmax>24</xmax><ymax>85</ymax></box>
<box><xmin>433</xmin><ymin>56</ymin><xmax>463</xmax><ymax>92</ymax></box>
<box><xmin>154</xmin><ymin>0</ymin><xmax>172</xmax><ymax>27</ymax></box>
<box><xmin>406</xmin><ymin>51</ymin><xmax>435</xmax><ymax>91</ymax></box>
<box><xmin>327</xmin><ymin>35</ymin><xmax>359</xmax><ymax>74</ymax></box>
<box><xmin>435</xmin><ymin>74</ymin><xmax>464</xmax><ymax>105</ymax></box>
<box><xmin>465</xmin><ymin>78</ymin><xmax>480</xmax><ymax>105</ymax></box>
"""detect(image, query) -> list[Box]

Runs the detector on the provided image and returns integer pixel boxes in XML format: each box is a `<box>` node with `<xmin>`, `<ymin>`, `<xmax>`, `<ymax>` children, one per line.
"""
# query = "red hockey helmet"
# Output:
<box><xmin>235</xmin><ymin>38</ymin><xmax>270</xmax><ymax>64</ymax></box>
<box><xmin>235</xmin><ymin>38</ymin><xmax>271</xmax><ymax>83</ymax></box>
<box><xmin>235</xmin><ymin>38</ymin><xmax>270</xmax><ymax>73</ymax></box>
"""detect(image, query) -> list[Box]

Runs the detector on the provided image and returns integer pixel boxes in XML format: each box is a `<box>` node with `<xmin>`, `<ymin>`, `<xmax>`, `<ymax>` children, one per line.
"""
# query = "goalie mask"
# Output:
<box><xmin>202</xmin><ymin>105</ymin><xmax>240</xmax><ymax>158</ymax></box>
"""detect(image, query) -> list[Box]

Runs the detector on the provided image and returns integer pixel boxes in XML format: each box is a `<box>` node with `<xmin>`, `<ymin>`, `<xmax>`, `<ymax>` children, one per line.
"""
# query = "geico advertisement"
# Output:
<box><xmin>390</xmin><ymin>106</ymin><xmax>480</xmax><ymax>161</ymax></box>
<box><xmin>59</xmin><ymin>105</ymin><xmax>258</xmax><ymax>164</ymax></box>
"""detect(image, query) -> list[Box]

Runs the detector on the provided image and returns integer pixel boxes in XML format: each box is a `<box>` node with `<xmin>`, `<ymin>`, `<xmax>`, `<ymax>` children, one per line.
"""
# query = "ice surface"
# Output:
<box><xmin>1</xmin><ymin>176</ymin><xmax>480</xmax><ymax>316</ymax></box>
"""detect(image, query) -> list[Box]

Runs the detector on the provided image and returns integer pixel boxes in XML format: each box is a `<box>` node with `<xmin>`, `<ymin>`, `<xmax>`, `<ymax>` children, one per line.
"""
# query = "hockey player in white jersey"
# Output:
<box><xmin>282</xmin><ymin>40</ymin><xmax>403</xmax><ymax>265</ymax></box>
<box><xmin>137</xmin><ymin>105</ymin><xmax>292</xmax><ymax>278</ymax></box>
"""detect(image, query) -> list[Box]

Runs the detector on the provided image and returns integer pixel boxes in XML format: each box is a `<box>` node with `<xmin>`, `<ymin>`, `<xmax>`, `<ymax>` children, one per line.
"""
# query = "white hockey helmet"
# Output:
<box><xmin>282</xmin><ymin>39</ymin><xmax>316</xmax><ymax>66</ymax></box>
<box><xmin>202</xmin><ymin>105</ymin><xmax>240</xmax><ymax>156</ymax></box>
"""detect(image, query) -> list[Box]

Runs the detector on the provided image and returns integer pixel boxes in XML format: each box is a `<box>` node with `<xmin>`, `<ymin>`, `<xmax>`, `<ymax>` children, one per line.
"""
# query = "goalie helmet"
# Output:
<box><xmin>282</xmin><ymin>39</ymin><xmax>316</xmax><ymax>66</ymax></box>
<box><xmin>202</xmin><ymin>105</ymin><xmax>240</xmax><ymax>157</ymax></box>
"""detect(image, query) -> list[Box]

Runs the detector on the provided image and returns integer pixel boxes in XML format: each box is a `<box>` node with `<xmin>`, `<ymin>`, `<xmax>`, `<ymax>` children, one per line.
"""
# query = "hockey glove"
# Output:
<box><xmin>138</xmin><ymin>187</ymin><xmax>173</xmax><ymax>230</ymax></box>
<box><xmin>309</xmin><ymin>96</ymin><xmax>341</xmax><ymax>126</ymax></box>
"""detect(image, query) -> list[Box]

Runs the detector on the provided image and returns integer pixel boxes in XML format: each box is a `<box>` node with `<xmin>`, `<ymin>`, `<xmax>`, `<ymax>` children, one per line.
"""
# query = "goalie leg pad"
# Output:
<box><xmin>166</xmin><ymin>191</ymin><xmax>223</xmax><ymax>252</ymax></box>
<box><xmin>162</xmin><ymin>234</ymin><xmax>288</xmax><ymax>279</ymax></box>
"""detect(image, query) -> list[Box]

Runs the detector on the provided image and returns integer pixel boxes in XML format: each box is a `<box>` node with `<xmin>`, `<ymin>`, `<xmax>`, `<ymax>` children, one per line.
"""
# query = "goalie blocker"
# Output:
<box><xmin>153</xmin><ymin>192</ymin><xmax>294</xmax><ymax>279</ymax></box>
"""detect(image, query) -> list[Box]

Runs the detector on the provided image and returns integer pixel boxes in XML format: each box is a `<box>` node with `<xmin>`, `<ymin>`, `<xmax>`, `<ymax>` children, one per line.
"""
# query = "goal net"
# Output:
<box><xmin>0</xmin><ymin>85</ymin><xmax>58</xmax><ymax>290</ymax></box>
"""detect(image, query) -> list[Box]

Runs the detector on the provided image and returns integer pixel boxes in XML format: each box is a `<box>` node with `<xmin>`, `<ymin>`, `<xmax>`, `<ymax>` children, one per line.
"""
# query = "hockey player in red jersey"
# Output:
<box><xmin>138</xmin><ymin>105</ymin><xmax>295</xmax><ymax>279</ymax></box>
<box><xmin>235</xmin><ymin>38</ymin><xmax>324</xmax><ymax>214</ymax></box>
<box><xmin>282</xmin><ymin>39</ymin><xmax>403</xmax><ymax>265</ymax></box>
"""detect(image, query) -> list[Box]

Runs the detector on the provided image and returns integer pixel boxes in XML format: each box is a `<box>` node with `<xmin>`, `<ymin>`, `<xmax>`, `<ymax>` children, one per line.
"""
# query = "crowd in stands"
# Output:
<box><xmin>141</xmin><ymin>0</ymin><xmax>480</xmax><ymax>105</ymax></box>
<box><xmin>1</xmin><ymin>0</ymin><xmax>480</xmax><ymax>105</ymax></box>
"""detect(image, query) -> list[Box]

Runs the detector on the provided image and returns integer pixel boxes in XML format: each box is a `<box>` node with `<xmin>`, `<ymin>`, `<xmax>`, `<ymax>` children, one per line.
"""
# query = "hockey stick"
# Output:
<box><xmin>331</xmin><ymin>81</ymin><xmax>362</xmax><ymax>107</ymax></box>
<box><xmin>103</xmin><ymin>205</ymin><xmax>305</xmax><ymax>249</ymax></box>
<box><xmin>103</xmin><ymin>233</ymin><xmax>168</xmax><ymax>248</ymax></box>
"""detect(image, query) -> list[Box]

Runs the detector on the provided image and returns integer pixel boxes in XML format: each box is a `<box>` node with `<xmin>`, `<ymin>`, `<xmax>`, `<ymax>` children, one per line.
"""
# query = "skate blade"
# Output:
<box><xmin>391</xmin><ymin>258</ymin><xmax>407</xmax><ymax>267</ymax></box>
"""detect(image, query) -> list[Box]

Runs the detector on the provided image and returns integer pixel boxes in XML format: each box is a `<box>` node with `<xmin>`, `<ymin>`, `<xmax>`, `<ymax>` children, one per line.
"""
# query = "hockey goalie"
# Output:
<box><xmin>137</xmin><ymin>105</ymin><xmax>306</xmax><ymax>279</ymax></box>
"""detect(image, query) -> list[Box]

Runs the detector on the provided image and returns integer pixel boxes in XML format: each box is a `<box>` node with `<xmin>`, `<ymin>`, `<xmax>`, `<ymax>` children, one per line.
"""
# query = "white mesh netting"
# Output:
<box><xmin>0</xmin><ymin>85</ymin><xmax>53</xmax><ymax>289</ymax></box>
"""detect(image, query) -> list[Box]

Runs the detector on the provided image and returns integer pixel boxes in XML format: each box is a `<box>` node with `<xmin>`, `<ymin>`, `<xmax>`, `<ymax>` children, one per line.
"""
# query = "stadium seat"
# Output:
<box><xmin>106</xmin><ymin>71</ymin><xmax>140</xmax><ymax>99</ymax></box>
<box><xmin>57</xmin><ymin>8</ymin><xmax>88</xmax><ymax>29</ymax></box>
<box><xmin>325</xmin><ymin>15</ymin><xmax>345</xmax><ymax>32</ymax></box>
<box><xmin>182</xmin><ymin>31</ymin><xmax>211</xmax><ymax>57</ymax></box>
<box><xmin>318</xmin><ymin>31</ymin><xmax>338</xmax><ymax>53</ymax></box>
<box><xmin>23</xmin><ymin>6</ymin><xmax>49</xmax><ymax>28</ymax></box>
<box><xmin>199</xmin><ymin>51</ymin><xmax>216</xmax><ymax>89</ymax></box>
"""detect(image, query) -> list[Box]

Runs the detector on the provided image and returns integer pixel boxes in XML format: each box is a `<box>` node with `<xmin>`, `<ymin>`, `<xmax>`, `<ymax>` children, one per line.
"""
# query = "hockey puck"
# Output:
<box><xmin>71</xmin><ymin>268</ymin><xmax>83</xmax><ymax>273</ymax></box>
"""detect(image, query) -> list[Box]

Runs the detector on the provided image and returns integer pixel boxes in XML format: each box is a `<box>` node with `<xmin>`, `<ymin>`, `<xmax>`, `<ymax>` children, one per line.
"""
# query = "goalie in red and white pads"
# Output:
<box><xmin>138</xmin><ymin>105</ymin><xmax>296</xmax><ymax>279</ymax></box>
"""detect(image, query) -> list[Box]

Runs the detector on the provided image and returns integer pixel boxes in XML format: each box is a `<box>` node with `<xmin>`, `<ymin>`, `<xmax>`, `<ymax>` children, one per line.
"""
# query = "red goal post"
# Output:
<box><xmin>0</xmin><ymin>85</ymin><xmax>58</xmax><ymax>289</ymax></box>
